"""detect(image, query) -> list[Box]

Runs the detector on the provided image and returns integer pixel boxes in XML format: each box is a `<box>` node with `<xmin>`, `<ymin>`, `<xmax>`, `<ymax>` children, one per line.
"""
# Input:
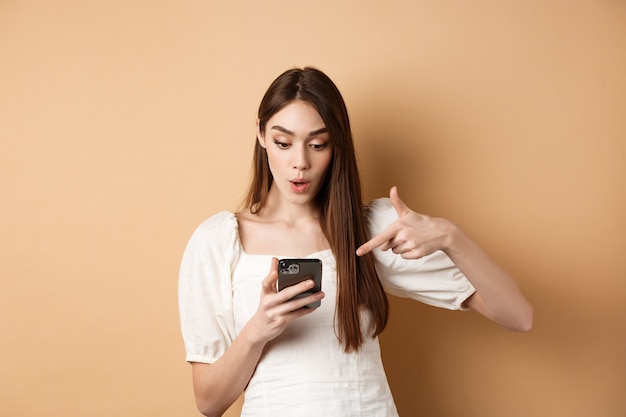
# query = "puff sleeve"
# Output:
<box><xmin>178</xmin><ymin>212</ymin><xmax>242</xmax><ymax>363</ymax></box>
<box><xmin>365</xmin><ymin>198</ymin><xmax>476</xmax><ymax>310</ymax></box>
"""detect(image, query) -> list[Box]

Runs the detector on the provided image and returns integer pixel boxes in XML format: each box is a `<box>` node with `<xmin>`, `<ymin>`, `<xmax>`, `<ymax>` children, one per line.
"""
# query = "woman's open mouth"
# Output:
<box><xmin>290</xmin><ymin>180</ymin><xmax>310</xmax><ymax>193</ymax></box>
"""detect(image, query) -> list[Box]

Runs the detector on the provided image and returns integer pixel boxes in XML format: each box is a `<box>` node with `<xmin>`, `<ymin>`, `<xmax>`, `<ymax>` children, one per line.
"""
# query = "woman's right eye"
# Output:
<box><xmin>273</xmin><ymin>139</ymin><xmax>290</xmax><ymax>149</ymax></box>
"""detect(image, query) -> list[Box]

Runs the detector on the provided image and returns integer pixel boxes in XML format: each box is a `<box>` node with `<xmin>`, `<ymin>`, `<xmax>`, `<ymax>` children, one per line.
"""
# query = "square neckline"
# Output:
<box><xmin>230</xmin><ymin>211</ymin><xmax>333</xmax><ymax>260</ymax></box>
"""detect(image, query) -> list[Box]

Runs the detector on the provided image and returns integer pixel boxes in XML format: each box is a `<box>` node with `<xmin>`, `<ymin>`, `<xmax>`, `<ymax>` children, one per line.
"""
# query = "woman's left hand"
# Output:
<box><xmin>358</xmin><ymin>186</ymin><xmax>533</xmax><ymax>332</ymax></box>
<box><xmin>356</xmin><ymin>186</ymin><xmax>455</xmax><ymax>259</ymax></box>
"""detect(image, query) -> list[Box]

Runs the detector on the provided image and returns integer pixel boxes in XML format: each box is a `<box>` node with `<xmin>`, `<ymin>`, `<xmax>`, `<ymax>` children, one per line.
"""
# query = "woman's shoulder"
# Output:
<box><xmin>364</xmin><ymin>197</ymin><xmax>396</xmax><ymax>235</ymax></box>
<box><xmin>195</xmin><ymin>210</ymin><xmax>237</xmax><ymax>230</ymax></box>
<box><xmin>188</xmin><ymin>210</ymin><xmax>239</xmax><ymax>246</ymax></box>
<box><xmin>364</xmin><ymin>197</ymin><xmax>395</xmax><ymax>220</ymax></box>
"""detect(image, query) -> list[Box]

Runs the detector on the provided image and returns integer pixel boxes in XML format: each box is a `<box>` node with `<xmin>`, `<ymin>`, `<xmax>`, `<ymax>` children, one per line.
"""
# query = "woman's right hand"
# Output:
<box><xmin>246</xmin><ymin>257</ymin><xmax>324</xmax><ymax>345</ymax></box>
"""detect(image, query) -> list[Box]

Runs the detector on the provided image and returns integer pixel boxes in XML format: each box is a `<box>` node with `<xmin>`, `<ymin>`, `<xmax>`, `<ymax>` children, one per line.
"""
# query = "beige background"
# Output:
<box><xmin>1</xmin><ymin>1</ymin><xmax>625</xmax><ymax>416</ymax></box>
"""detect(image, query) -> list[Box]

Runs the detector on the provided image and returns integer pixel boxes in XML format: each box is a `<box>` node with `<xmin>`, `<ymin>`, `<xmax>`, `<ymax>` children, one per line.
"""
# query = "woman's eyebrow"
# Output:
<box><xmin>270</xmin><ymin>125</ymin><xmax>328</xmax><ymax>137</ymax></box>
<box><xmin>308</xmin><ymin>127</ymin><xmax>328</xmax><ymax>137</ymax></box>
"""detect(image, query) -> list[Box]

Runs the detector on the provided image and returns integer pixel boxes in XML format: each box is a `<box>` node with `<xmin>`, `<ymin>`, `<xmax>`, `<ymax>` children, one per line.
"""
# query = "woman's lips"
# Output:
<box><xmin>290</xmin><ymin>180</ymin><xmax>310</xmax><ymax>193</ymax></box>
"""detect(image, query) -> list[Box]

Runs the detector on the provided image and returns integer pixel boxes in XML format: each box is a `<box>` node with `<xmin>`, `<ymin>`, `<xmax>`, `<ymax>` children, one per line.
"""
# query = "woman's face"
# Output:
<box><xmin>257</xmin><ymin>100</ymin><xmax>333</xmax><ymax>208</ymax></box>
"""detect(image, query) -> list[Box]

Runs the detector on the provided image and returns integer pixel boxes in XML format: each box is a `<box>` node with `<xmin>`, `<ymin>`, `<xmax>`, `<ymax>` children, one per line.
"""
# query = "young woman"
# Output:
<box><xmin>178</xmin><ymin>67</ymin><xmax>533</xmax><ymax>417</ymax></box>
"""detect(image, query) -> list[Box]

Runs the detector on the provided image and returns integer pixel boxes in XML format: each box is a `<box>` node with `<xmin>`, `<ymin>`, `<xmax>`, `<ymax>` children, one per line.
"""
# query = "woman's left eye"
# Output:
<box><xmin>310</xmin><ymin>143</ymin><xmax>329</xmax><ymax>151</ymax></box>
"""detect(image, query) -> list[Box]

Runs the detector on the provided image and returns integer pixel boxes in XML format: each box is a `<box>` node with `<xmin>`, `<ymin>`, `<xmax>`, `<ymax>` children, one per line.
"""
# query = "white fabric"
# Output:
<box><xmin>178</xmin><ymin>198</ymin><xmax>476</xmax><ymax>416</ymax></box>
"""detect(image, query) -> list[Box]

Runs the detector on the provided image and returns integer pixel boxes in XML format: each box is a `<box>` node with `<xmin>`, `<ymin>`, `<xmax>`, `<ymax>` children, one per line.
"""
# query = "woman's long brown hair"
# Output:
<box><xmin>243</xmin><ymin>67</ymin><xmax>389</xmax><ymax>352</ymax></box>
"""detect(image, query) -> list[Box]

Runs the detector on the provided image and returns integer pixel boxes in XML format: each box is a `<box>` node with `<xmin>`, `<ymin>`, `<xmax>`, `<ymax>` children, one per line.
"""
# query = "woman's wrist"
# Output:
<box><xmin>438</xmin><ymin>217</ymin><xmax>462</xmax><ymax>254</ymax></box>
<box><xmin>241</xmin><ymin>319</ymin><xmax>270</xmax><ymax>350</ymax></box>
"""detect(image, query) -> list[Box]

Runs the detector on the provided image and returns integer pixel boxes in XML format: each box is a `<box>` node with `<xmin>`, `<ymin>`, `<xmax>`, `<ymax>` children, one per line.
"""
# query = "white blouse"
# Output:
<box><xmin>178</xmin><ymin>198</ymin><xmax>475</xmax><ymax>416</ymax></box>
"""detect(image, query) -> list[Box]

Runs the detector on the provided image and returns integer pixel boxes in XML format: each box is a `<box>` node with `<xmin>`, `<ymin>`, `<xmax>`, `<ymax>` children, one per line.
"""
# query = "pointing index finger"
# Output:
<box><xmin>357</xmin><ymin>187</ymin><xmax>409</xmax><ymax>256</ymax></box>
<box><xmin>356</xmin><ymin>228</ymin><xmax>394</xmax><ymax>256</ymax></box>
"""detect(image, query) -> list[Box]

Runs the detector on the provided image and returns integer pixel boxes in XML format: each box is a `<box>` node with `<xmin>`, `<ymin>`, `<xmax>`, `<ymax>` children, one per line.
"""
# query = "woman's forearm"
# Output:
<box><xmin>444</xmin><ymin>223</ymin><xmax>533</xmax><ymax>331</ymax></box>
<box><xmin>191</xmin><ymin>324</ymin><xmax>266</xmax><ymax>417</ymax></box>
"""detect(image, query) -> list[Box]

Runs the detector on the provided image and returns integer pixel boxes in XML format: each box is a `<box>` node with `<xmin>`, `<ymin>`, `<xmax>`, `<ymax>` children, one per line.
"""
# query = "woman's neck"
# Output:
<box><xmin>237</xmin><ymin>188</ymin><xmax>328</xmax><ymax>256</ymax></box>
<box><xmin>259</xmin><ymin>187</ymin><xmax>321</xmax><ymax>226</ymax></box>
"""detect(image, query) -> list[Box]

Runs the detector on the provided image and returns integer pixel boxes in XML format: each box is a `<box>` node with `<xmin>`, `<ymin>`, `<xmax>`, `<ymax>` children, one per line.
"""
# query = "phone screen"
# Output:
<box><xmin>277</xmin><ymin>258</ymin><xmax>322</xmax><ymax>308</ymax></box>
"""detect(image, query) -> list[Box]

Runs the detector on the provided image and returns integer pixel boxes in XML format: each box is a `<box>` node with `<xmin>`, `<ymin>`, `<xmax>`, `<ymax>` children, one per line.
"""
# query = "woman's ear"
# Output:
<box><xmin>256</xmin><ymin>119</ymin><xmax>266</xmax><ymax>148</ymax></box>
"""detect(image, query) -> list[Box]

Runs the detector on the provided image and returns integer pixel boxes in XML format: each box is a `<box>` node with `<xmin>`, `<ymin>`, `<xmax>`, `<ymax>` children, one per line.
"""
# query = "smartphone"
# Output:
<box><xmin>277</xmin><ymin>258</ymin><xmax>323</xmax><ymax>308</ymax></box>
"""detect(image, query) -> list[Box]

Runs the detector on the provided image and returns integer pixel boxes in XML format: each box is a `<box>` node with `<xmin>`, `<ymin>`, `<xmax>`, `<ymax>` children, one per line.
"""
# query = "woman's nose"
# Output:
<box><xmin>292</xmin><ymin>147</ymin><xmax>310</xmax><ymax>170</ymax></box>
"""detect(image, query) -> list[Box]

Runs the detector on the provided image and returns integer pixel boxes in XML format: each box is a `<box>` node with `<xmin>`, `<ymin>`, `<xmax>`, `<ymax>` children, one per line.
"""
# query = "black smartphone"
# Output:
<box><xmin>277</xmin><ymin>258</ymin><xmax>323</xmax><ymax>308</ymax></box>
